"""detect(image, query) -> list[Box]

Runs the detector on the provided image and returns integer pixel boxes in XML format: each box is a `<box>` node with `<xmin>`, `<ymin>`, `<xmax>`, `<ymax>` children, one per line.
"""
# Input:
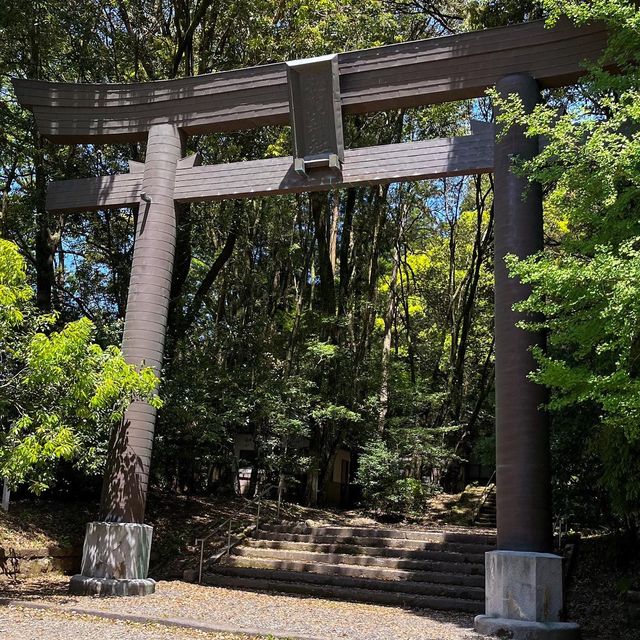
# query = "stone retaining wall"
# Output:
<box><xmin>0</xmin><ymin>546</ymin><xmax>82</xmax><ymax>579</ymax></box>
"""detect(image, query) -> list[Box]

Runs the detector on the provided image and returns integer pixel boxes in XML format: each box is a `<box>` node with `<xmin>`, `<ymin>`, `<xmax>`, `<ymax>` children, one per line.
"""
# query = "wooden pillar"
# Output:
<box><xmin>494</xmin><ymin>73</ymin><xmax>552</xmax><ymax>552</ymax></box>
<box><xmin>100</xmin><ymin>124</ymin><xmax>183</xmax><ymax>523</ymax></box>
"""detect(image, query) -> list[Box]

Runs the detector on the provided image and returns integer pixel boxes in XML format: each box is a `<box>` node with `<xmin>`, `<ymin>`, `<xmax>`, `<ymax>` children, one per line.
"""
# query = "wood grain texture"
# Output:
<box><xmin>45</xmin><ymin>128</ymin><xmax>493</xmax><ymax>211</ymax></box>
<box><xmin>174</xmin><ymin>129</ymin><xmax>494</xmax><ymax>201</ymax></box>
<box><xmin>46</xmin><ymin>173</ymin><xmax>142</xmax><ymax>212</ymax></box>
<box><xmin>493</xmin><ymin>74</ymin><xmax>550</xmax><ymax>552</ymax></box>
<box><xmin>100</xmin><ymin>123</ymin><xmax>183</xmax><ymax>524</ymax></box>
<box><xmin>13</xmin><ymin>19</ymin><xmax>607</xmax><ymax>143</ymax></box>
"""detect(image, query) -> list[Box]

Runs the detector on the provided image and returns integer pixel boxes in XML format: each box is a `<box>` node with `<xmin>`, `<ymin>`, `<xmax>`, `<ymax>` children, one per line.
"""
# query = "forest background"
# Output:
<box><xmin>0</xmin><ymin>0</ymin><xmax>639</xmax><ymax>533</ymax></box>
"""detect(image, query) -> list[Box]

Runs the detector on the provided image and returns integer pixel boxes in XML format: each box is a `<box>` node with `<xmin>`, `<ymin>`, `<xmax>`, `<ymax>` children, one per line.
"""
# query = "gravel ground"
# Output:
<box><xmin>0</xmin><ymin>606</ymin><xmax>260</xmax><ymax>640</ymax></box>
<box><xmin>1</xmin><ymin>576</ymin><xmax>487</xmax><ymax>640</ymax></box>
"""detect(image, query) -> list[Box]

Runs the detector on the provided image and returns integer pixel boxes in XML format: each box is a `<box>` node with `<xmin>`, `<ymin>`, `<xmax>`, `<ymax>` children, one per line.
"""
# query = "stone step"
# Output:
<box><xmin>254</xmin><ymin>531</ymin><xmax>495</xmax><ymax>560</ymax></box>
<box><xmin>224</xmin><ymin>554</ymin><xmax>486</xmax><ymax>589</ymax></box>
<box><xmin>261</xmin><ymin>523</ymin><xmax>496</xmax><ymax>546</ymax></box>
<box><xmin>238</xmin><ymin>539</ymin><xmax>484</xmax><ymax>573</ymax></box>
<box><xmin>249</xmin><ymin>535</ymin><xmax>492</xmax><ymax>557</ymax></box>
<box><xmin>244</xmin><ymin>539</ymin><xmax>486</xmax><ymax>574</ymax></box>
<box><xmin>231</xmin><ymin>546</ymin><xmax>485</xmax><ymax>585</ymax></box>
<box><xmin>202</xmin><ymin>568</ymin><xmax>484</xmax><ymax>613</ymax></box>
<box><xmin>256</xmin><ymin>531</ymin><xmax>490</xmax><ymax>557</ymax></box>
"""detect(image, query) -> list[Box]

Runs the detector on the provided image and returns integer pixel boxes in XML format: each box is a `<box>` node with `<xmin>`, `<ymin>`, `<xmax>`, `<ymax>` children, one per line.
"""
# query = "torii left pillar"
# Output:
<box><xmin>70</xmin><ymin>124</ymin><xmax>184</xmax><ymax>596</ymax></box>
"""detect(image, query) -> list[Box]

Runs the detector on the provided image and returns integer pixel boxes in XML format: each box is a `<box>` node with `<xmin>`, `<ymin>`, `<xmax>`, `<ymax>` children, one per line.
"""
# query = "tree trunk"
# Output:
<box><xmin>378</xmin><ymin>250</ymin><xmax>400</xmax><ymax>434</ymax></box>
<box><xmin>338</xmin><ymin>189</ymin><xmax>356</xmax><ymax>315</ymax></box>
<box><xmin>311</xmin><ymin>193</ymin><xmax>336</xmax><ymax>317</ymax></box>
<box><xmin>33</xmin><ymin>133</ymin><xmax>60</xmax><ymax>314</ymax></box>
<box><xmin>377</xmin><ymin>207</ymin><xmax>407</xmax><ymax>433</ymax></box>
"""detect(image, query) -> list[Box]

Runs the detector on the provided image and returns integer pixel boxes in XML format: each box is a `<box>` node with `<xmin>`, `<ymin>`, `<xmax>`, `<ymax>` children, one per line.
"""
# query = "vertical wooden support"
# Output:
<box><xmin>494</xmin><ymin>74</ymin><xmax>552</xmax><ymax>552</ymax></box>
<box><xmin>100</xmin><ymin>124</ymin><xmax>183</xmax><ymax>523</ymax></box>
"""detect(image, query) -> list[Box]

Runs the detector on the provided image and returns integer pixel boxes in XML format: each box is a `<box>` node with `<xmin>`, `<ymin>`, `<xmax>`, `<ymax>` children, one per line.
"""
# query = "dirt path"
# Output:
<box><xmin>0</xmin><ymin>604</ymin><xmax>262</xmax><ymax>640</ymax></box>
<box><xmin>1</xmin><ymin>576</ymin><xmax>486</xmax><ymax>640</ymax></box>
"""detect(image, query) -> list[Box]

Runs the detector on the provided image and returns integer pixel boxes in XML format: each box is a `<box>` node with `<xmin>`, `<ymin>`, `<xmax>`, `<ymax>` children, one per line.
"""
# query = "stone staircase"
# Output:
<box><xmin>198</xmin><ymin>523</ymin><xmax>495</xmax><ymax>613</ymax></box>
<box><xmin>474</xmin><ymin>488</ymin><xmax>497</xmax><ymax>528</ymax></box>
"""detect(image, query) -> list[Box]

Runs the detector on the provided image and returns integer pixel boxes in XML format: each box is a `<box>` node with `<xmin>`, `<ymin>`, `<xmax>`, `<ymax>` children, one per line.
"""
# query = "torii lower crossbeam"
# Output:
<box><xmin>45</xmin><ymin>129</ymin><xmax>494</xmax><ymax>212</ymax></box>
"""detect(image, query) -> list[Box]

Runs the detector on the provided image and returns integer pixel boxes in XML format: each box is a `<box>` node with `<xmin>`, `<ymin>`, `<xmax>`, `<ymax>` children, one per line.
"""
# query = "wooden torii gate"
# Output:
<box><xmin>14</xmin><ymin>17</ymin><xmax>608</xmax><ymax>638</ymax></box>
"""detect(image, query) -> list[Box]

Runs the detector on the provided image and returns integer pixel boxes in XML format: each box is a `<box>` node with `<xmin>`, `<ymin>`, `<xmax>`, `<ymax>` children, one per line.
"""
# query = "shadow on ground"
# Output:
<box><xmin>0</xmin><ymin>575</ymin><xmax>71</xmax><ymax>601</ymax></box>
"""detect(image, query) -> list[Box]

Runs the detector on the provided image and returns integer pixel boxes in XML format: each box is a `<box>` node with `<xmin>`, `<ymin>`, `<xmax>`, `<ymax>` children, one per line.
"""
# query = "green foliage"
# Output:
<box><xmin>355</xmin><ymin>439</ymin><xmax>405</xmax><ymax>511</ymax></box>
<box><xmin>0</xmin><ymin>240</ymin><xmax>32</xmax><ymax>329</ymax></box>
<box><xmin>2</xmin><ymin>0</ymin><xmax>495</xmax><ymax>509</ymax></box>
<box><xmin>493</xmin><ymin>0</ymin><xmax>640</xmax><ymax>522</ymax></box>
<box><xmin>474</xmin><ymin>433</ymin><xmax>495</xmax><ymax>468</ymax></box>
<box><xmin>305</xmin><ymin>339</ymin><xmax>339</xmax><ymax>364</ymax></box>
<box><xmin>355</xmin><ymin>439</ymin><xmax>442</xmax><ymax>514</ymax></box>
<box><xmin>466</xmin><ymin>0</ymin><xmax>543</xmax><ymax>29</ymax></box>
<box><xmin>0</xmin><ymin>239</ymin><xmax>160</xmax><ymax>493</ymax></box>
<box><xmin>247</xmin><ymin>374</ymin><xmax>317</xmax><ymax>484</ymax></box>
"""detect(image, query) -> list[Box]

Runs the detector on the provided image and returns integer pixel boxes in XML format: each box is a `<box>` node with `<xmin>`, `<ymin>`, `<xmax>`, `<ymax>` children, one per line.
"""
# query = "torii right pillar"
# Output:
<box><xmin>475</xmin><ymin>74</ymin><xmax>579</xmax><ymax>639</ymax></box>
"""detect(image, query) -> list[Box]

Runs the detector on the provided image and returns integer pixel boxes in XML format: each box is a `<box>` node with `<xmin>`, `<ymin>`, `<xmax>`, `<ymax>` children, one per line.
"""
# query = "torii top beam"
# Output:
<box><xmin>12</xmin><ymin>18</ymin><xmax>608</xmax><ymax>144</ymax></box>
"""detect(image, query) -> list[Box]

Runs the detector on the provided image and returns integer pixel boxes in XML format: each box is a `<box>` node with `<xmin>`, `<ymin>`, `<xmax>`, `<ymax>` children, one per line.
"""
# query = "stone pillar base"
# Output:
<box><xmin>474</xmin><ymin>616</ymin><xmax>579</xmax><ymax>639</ymax></box>
<box><xmin>475</xmin><ymin>550</ymin><xmax>578</xmax><ymax>639</ymax></box>
<box><xmin>69</xmin><ymin>522</ymin><xmax>154</xmax><ymax>597</ymax></box>
<box><xmin>69</xmin><ymin>574</ymin><xmax>155</xmax><ymax>596</ymax></box>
